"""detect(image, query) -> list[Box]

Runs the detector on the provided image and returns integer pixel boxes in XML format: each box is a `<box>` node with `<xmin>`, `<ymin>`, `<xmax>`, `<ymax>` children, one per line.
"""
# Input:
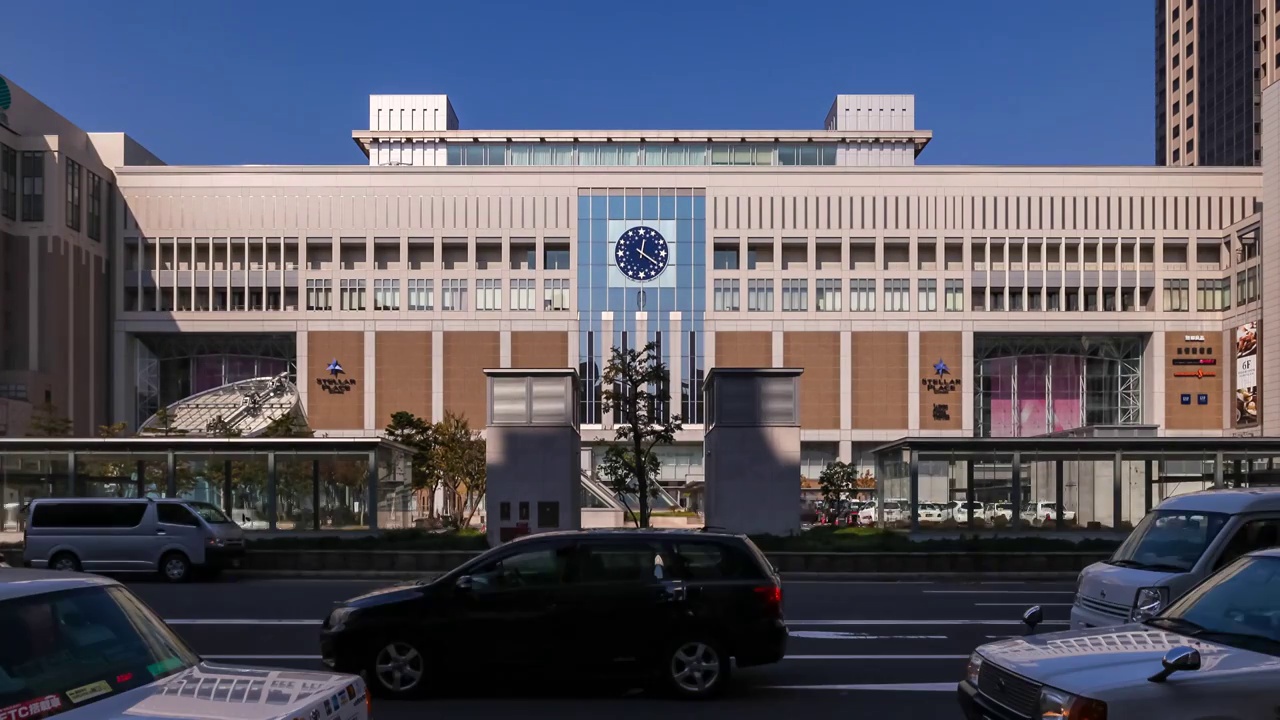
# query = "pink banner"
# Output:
<box><xmin>1050</xmin><ymin>356</ymin><xmax>1083</xmax><ymax>433</ymax></box>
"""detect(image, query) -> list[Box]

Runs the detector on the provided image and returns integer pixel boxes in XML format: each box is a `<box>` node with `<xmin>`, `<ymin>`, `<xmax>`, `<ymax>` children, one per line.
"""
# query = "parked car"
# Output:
<box><xmin>919</xmin><ymin>503</ymin><xmax>947</xmax><ymax>524</ymax></box>
<box><xmin>1020</xmin><ymin>501</ymin><xmax>1077</xmax><ymax>526</ymax></box>
<box><xmin>0</xmin><ymin>567</ymin><xmax>369</xmax><ymax>719</ymax></box>
<box><xmin>949</xmin><ymin>501</ymin><xmax>987</xmax><ymax>524</ymax></box>
<box><xmin>1070</xmin><ymin>488</ymin><xmax>1280</xmax><ymax>630</ymax></box>
<box><xmin>985</xmin><ymin>503</ymin><xmax>1016</xmax><ymax>523</ymax></box>
<box><xmin>320</xmin><ymin>529</ymin><xmax>787</xmax><ymax>700</ymax></box>
<box><xmin>22</xmin><ymin>498</ymin><xmax>245</xmax><ymax>583</ymax></box>
<box><xmin>960</xmin><ymin>547</ymin><xmax>1280</xmax><ymax>720</ymax></box>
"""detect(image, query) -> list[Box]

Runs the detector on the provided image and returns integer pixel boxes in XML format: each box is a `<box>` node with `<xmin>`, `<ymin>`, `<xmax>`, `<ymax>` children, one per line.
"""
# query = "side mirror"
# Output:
<box><xmin>455</xmin><ymin>575</ymin><xmax>474</xmax><ymax>592</ymax></box>
<box><xmin>1148</xmin><ymin>646</ymin><xmax>1201</xmax><ymax>683</ymax></box>
<box><xmin>1022</xmin><ymin>605</ymin><xmax>1043</xmax><ymax>635</ymax></box>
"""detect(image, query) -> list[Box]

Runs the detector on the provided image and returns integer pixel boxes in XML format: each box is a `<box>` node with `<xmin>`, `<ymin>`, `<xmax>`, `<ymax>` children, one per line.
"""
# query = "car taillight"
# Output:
<box><xmin>366</xmin><ymin>689</ymin><xmax>373</xmax><ymax>718</ymax></box>
<box><xmin>754</xmin><ymin>585</ymin><xmax>782</xmax><ymax>613</ymax></box>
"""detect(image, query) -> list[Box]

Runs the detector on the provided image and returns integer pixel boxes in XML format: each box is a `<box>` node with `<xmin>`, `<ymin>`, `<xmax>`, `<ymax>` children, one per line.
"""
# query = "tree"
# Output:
<box><xmin>264</xmin><ymin>411</ymin><xmax>315</xmax><ymax>529</ymax></box>
<box><xmin>84</xmin><ymin>422</ymin><xmax>133</xmax><ymax>496</ymax></box>
<box><xmin>598</xmin><ymin>341</ymin><xmax>682</xmax><ymax>528</ymax></box>
<box><xmin>144</xmin><ymin>405</ymin><xmax>188</xmax><ymax>437</ymax></box>
<box><xmin>818</xmin><ymin>461</ymin><xmax>859</xmax><ymax>514</ymax></box>
<box><xmin>433</xmin><ymin>412</ymin><xmax>486</xmax><ymax>529</ymax></box>
<box><xmin>26</xmin><ymin>402</ymin><xmax>74</xmax><ymax>437</ymax></box>
<box><xmin>384</xmin><ymin>411</ymin><xmax>439</xmax><ymax>521</ymax></box>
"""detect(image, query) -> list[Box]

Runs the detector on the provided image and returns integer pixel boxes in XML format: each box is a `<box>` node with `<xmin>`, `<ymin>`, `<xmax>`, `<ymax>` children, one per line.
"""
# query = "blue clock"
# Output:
<box><xmin>614</xmin><ymin>226</ymin><xmax>669</xmax><ymax>282</ymax></box>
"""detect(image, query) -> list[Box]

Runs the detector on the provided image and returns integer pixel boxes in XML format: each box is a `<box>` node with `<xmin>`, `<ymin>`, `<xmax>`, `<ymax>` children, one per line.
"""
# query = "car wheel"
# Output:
<box><xmin>368</xmin><ymin>639</ymin><xmax>428</xmax><ymax>699</ymax></box>
<box><xmin>160</xmin><ymin>552</ymin><xmax>191</xmax><ymax>583</ymax></box>
<box><xmin>661</xmin><ymin>638</ymin><xmax>730</xmax><ymax>699</ymax></box>
<box><xmin>50</xmin><ymin>552</ymin><xmax>81</xmax><ymax>573</ymax></box>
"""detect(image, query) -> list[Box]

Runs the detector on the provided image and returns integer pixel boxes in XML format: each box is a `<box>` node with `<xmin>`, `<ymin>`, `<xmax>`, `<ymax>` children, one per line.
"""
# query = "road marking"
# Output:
<box><xmin>789</xmin><ymin>631</ymin><xmax>949</xmax><ymax>640</ymax></box>
<box><xmin>788</xmin><ymin>619</ymin><xmax>1068</xmax><ymax>627</ymax></box>
<box><xmin>165</xmin><ymin>619</ymin><xmax>321</xmax><ymax>626</ymax></box>
<box><xmin>975</xmin><ymin>602</ymin><xmax>1073</xmax><ymax>607</ymax></box>
<box><xmin>784</xmin><ymin>655</ymin><xmax>967</xmax><ymax>660</ymax></box>
<box><xmin>765</xmin><ymin>682</ymin><xmax>957</xmax><ymax>692</ymax></box>
<box><xmin>925</xmin><ymin>590</ymin><xmax>1075</xmax><ymax>595</ymax></box>
<box><xmin>205</xmin><ymin>655</ymin><xmax>322</xmax><ymax>660</ymax></box>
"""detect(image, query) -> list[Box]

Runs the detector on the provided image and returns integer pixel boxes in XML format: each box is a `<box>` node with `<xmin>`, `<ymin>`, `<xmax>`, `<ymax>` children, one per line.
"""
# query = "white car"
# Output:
<box><xmin>961</xmin><ymin>547</ymin><xmax>1280</xmax><ymax>720</ymax></box>
<box><xmin>985</xmin><ymin>503</ymin><xmax>1016</xmax><ymax>523</ymax></box>
<box><xmin>858</xmin><ymin>500</ymin><xmax>906</xmax><ymax>526</ymax></box>
<box><xmin>1020</xmin><ymin>501</ymin><xmax>1077</xmax><ymax>525</ymax></box>
<box><xmin>949</xmin><ymin>501</ymin><xmax>986</xmax><ymax>523</ymax></box>
<box><xmin>0</xmin><ymin>568</ymin><xmax>370</xmax><ymax>720</ymax></box>
<box><xmin>919</xmin><ymin>503</ymin><xmax>947</xmax><ymax>523</ymax></box>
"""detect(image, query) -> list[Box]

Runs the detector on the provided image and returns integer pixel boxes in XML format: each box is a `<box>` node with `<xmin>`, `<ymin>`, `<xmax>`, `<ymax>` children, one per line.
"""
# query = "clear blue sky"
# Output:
<box><xmin>2</xmin><ymin>0</ymin><xmax>1153</xmax><ymax>167</ymax></box>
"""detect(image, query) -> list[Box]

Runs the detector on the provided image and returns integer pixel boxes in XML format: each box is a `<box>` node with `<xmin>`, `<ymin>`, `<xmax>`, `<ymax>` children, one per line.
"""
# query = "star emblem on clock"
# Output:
<box><xmin>614</xmin><ymin>226</ymin><xmax>669</xmax><ymax>283</ymax></box>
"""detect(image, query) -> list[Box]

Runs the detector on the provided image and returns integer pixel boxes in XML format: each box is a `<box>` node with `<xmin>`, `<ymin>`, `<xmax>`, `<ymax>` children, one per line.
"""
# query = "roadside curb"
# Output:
<box><xmin>220</xmin><ymin>569</ymin><xmax>1081</xmax><ymax>582</ymax></box>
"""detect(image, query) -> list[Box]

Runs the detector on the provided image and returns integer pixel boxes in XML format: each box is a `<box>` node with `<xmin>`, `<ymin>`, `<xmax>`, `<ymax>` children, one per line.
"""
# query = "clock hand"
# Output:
<box><xmin>638</xmin><ymin>249</ymin><xmax>658</xmax><ymax>263</ymax></box>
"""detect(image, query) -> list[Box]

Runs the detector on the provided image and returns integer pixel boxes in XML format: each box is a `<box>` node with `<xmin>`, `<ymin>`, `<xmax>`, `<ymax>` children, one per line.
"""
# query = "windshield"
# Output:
<box><xmin>0</xmin><ymin>585</ymin><xmax>200</xmax><ymax>710</ymax></box>
<box><xmin>1153</xmin><ymin>555</ymin><xmax>1280</xmax><ymax>655</ymax></box>
<box><xmin>1110</xmin><ymin>509</ymin><xmax>1230</xmax><ymax>572</ymax></box>
<box><xmin>186</xmin><ymin>502</ymin><xmax>233</xmax><ymax>524</ymax></box>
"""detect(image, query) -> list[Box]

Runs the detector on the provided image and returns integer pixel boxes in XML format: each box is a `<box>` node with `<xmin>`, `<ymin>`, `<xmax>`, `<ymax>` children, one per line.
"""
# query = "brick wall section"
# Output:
<box><xmin>443</xmin><ymin>331</ymin><xmax>500</xmax><ymax>428</ymax></box>
<box><xmin>919</xmin><ymin>332</ymin><xmax>963</xmax><ymax>431</ymax></box>
<box><xmin>306</xmin><ymin>331</ymin><xmax>365</xmax><ymax>430</ymax></box>
<box><xmin>1164</xmin><ymin>331</ymin><xmax>1226</xmax><ymax>430</ymax></box>
<box><xmin>375</xmin><ymin>332</ymin><xmax>432</xmax><ymax>429</ymax></box>
<box><xmin>510</xmin><ymin>331</ymin><xmax>569</xmax><ymax>369</ymax></box>
<box><xmin>713</xmin><ymin>331</ymin><xmax>773</xmax><ymax>368</ymax></box>
<box><xmin>782</xmin><ymin>332</ymin><xmax>840</xmax><ymax>429</ymax></box>
<box><xmin>852</xmin><ymin>332</ymin><xmax>908</xmax><ymax>430</ymax></box>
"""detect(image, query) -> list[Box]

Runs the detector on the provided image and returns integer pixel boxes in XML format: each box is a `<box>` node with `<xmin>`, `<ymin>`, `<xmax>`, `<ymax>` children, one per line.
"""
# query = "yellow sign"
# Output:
<box><xmin>67</xmin><ymin>681</ymin><xmax>112</xmax><ymax>704</ymax></box>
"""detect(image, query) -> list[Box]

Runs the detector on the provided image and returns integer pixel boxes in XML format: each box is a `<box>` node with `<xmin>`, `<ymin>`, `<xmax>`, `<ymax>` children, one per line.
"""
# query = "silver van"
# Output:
<box><xmin>21</xmin><ymin>498</ymin><xmax>246</xmax><ymax>582</ymax></box>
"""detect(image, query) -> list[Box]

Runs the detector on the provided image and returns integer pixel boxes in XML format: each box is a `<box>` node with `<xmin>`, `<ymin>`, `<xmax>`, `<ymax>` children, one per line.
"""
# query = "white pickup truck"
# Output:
<box><xmin>1020</xmin><ymin>501</ymin><xmax>1077</xmax><ymax>525</ymax></box>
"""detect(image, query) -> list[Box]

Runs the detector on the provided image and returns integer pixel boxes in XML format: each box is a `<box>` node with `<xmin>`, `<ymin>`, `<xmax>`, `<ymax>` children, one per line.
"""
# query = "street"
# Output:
<box><xmin>121</xmin><ymin>576</ymin><xmax>1076</xmax><ymax>719</ymax></box>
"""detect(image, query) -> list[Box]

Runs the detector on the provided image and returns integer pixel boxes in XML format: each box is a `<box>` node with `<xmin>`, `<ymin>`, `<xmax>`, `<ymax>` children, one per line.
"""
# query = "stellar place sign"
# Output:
<box><xmin>317</xmin><ymin>359</ymin><xmax>358</xmax><ymax>395</ymax></box>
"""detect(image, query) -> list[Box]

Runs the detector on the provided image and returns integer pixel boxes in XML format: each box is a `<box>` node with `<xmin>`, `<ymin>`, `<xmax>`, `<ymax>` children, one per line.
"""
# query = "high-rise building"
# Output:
<box><xmin>1156</xmin><ymin>0</ymin><xmax>1276</xmax><ymax>167</ymax></box>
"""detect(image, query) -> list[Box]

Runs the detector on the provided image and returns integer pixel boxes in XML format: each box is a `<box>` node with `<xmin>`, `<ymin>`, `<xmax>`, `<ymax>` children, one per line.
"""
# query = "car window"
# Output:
<box><xmin>30</xmin><ymin>503</ymin><xmax>147</xmax><ymax>529</ymax></box>
<box><xmin>576</xmin><ymin>542</ymin><xmax>664</xmax><ymax>583</ymax></box>
<box><xmin>670</xmin><ymin>542</ymin><xmax>765</xmax><ymax>581</ymax></box>
<box><xmin>469</xmin><ymin>546</ymin><xmax>570</xmax><ymax>590</ymax></box>
<box><xmin>1158</xmin><ymin>555</ymin><xmax>1280</xmax><ymax>653</ymax></box>
<box><xmin>1213</xmin><ymin>519</ymin><xmax>1280</xmax><ymax>571</ymax></box>
<box><xmin>186</xmin><ymin>502</ymin><xmax>233</xmax><ymax>524</ymax></box>
<box><xmin>0</xmin><ymin>585</ymin><xmax>198</xmax><ymax>710</ymax></box>
<box><xmin>1111</xmin><ymin>510</ymin><xmax>1230</xmax><ymax>572</ymax></box>
<box><xmin>156</xmin><ymin>504</ymin><xmax>198</xmax><ymax>527</ymax></box>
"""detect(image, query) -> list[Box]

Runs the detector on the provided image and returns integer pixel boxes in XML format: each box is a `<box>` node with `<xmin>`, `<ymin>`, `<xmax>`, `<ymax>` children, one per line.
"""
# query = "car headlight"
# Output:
<box><xmin>1038</xmin><ymin>684</ymin><xmax>1107</xmax><ymax>720</ymax></box>
<box><xmin>1129</xmin><ymin>586</ymin><xmax>1168</xmax><ymax>623</ymax></box>
<box><xmin>327</xmin><ymin>606</ymin><xmax>356</xmax><ymax>630</ymax></box>
<box><xmin>965</xmin><ymin>651</ymin><xmax>984</xmax><ymax>686</ymax></box>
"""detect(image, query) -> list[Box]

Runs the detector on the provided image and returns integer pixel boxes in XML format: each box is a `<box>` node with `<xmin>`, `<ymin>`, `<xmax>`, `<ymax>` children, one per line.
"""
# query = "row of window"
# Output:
<box><xmin>1162</xmin><ymin>271</ymin><xmax>1258</xmax><ymax>311</ymax></box>
<box><xmin>713</xmin><ymin>278</ymin><xmax>966</xmax><ymax>312</ymax></box>
<box><xmin>0</xmin><ymin>145</ymin><xmax>45</xmax><ymax>223</ymax></box>
<box><xmin>444</xmin><ymin>142</ymin><xmax>839</xmax><ymax>168</ymax></box>
<box><xmin>305</xmin><ymin>278</ymin><xmax>573</xmax><ymax>312</ymax></box>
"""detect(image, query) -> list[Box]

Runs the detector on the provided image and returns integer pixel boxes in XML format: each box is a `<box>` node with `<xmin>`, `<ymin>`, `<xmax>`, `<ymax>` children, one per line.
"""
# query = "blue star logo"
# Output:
<box><xmin>933</xmin><ymin>360</ymin><xmax>950</xmax><ymax>377</ymax></box>
<box><xmin>327</xmin><ymin>359</ymin><xmax>345</xmax><ymax>377</ymax></box>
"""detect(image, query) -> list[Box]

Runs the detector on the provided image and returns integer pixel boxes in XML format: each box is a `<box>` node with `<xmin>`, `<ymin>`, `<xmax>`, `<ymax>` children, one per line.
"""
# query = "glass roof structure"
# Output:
<box><xmin>138</xmin><ymin>373</ymin><xmax>302</xmax><ymax>438</ymax></box>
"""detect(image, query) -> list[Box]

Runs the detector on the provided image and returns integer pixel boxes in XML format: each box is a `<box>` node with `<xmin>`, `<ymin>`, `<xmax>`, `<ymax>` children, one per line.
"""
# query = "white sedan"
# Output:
<box><xmin>1020</xmin><ymin>501</ymin><xmax>1078</xmax><ymax>525</ymax></box>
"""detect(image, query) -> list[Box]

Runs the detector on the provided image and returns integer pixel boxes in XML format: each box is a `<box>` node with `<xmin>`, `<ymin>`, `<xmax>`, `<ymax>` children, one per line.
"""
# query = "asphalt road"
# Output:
<box><xmin>123</xmin><ymin>576</ymin><xmax>1077</xmax><ymax>719</ymax></box>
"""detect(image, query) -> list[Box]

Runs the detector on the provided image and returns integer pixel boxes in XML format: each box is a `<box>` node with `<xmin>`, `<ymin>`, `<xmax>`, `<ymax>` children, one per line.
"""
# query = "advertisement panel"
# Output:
<box><xmin>1235</xmin><ymin>322</ymin><xmax>1258</xmax><ymax>426</ymax></box>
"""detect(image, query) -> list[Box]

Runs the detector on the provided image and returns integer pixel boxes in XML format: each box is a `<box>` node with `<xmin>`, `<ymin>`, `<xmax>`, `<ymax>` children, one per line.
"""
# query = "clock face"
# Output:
<box><xmin>614</xmin><ymin>226</ymin><xmax>669</xmax><ymax>283</ymax></box>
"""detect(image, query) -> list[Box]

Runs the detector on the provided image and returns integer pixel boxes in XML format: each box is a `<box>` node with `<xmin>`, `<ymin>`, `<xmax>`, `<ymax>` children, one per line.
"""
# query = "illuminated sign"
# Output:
<box><xmin>1173</xmin><ymin>369</ymin><xmax>1216</xmax><ymax>379</ymax></box>
<box><xmin>921</xmin><ymin>359</ymin><xmax>961</xmax><ymax>394</ymax></box>
<box><xmin>1184</xmin><ymin>335</ymin><xmax>1206</xmax><ymax>342</ymax></box>
<box><xmin>1172</xmin><ymin>358</ymin><xmax>1217</xmax><ymax>366</ymax></box>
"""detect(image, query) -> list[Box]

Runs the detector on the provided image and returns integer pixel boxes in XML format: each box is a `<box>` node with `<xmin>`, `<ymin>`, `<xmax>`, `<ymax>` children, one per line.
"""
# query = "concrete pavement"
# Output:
<box><xmin>123</xmin><ymin>577</ymin><xmax>1077</xmax><ymax>719</ymax></box>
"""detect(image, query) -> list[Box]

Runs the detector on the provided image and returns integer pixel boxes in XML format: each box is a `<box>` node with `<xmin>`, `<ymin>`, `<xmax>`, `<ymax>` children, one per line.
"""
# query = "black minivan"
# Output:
<box><xmin>320</xmin><ymin>529</ymin><xmax>786</xmax><ymax>700</ymax></box>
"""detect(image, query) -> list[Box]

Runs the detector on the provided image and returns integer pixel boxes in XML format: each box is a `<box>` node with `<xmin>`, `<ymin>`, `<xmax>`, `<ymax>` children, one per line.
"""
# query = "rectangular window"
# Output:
<box><xmin>746</xmin><ymin>278</ymin><xmax>774</xmax><ymax>312</ymax></box>
<box><xmin>1236</xmin><ymin>268</ymin><xmax>1260</xmax><ymax>306</ymax></box>
<box><xmin>442</xmin><ymin>278</ymin><xmax>467</xmax><ymax>311</ymax></box>
<box><xmin>339</xmin><ymin>278</ymin><xmax>366</xmax><ymax>311</ymax></box>
<box><xmin>476</xmin><ymin>278</ymin><xmax>502</xmax><ymax>311</ymax></box>
<box><xmin>0</xmin><ymin>143</ymin><xmax>15</xmax><ymax>220</ymax></box>
<box><xmin>373</xmin><ymin>278</ymin><xmax>400</xmax><ymax>311</ymax></box>
<box><xmin>1047</xmin><ymin>289</ymin><xmax>1060</xmax><ymax>311</ymax></box>
<box><xmin>884</xmin><ymin>278</ymin><xmax>909</xmax><ymax>312</ymax></box>
<box><xmin>65</xmin><ymin>157</ymin><xmax>82</xmax><ymax>232</ymax></box>
<box><xmin>712</xmin><ymin>248</ymin><xmax>739</xmax><ymax>269</ymax></box>
<box><xmin>815</xmin><ymin>279</ymin><xmax>841</xmax><ymax>312</ymax></box>
<box><xmin>305</xmin><ymin>279</ymin><xmax>332</xmax><ymax>311</ymax></box>
<box><xmin>713</xmin><ymin>279</ymin><xmax>740</xmax><ymax>311</ymax></box>
<box><xmin>510</xmin><ymin>278</ymin><xmax>536</xmax><ymax>311</ymax></box>
<box><xmin>944</xmin><ymin>279</ymin><xmax>964</xmax><ymax>311</ymax></box>
<box><xmin>543</xmin><ymin>278</ymin><xmax>570</xmax><ymax>311</ymax></box>
<box><xmin>917</xmin><ymin>279</ymin><xmax>937</xmax><ymax>312</ymax></box>
<box><xmin>991</xmin><ymin>290</ymin><xmax>1005</xmax><ymax>311</ymax></box>
<box><xmin>86</xmin><ymin>171</ymin><xmax>103</xmax><ymax>241</ymax></box>
<box><xmin>850</xmin><ymin>279</ymin><xmax>876</xmax><ymax>311</ymax></box>
<box><xmin>1010</xmin><ymin>291</ymin><xmax>1024</xmax><ymax>311</ymax></box>
<box><xmin>544</xmin><ymin>247</ymin><xmax>571</xmax><ymax>270</ymax></box>
<box><xmin>781</xmin><ymin>279</ymin><xmax>808</xmax><ymax>312</ymax></box>
<box><xmin>1163</xmin><ymin>278</ymin><xmax>1190</xmax><ymax>311</ymax></box>
<box><xmin>20</xmin><ymin>151</ymin><xmax>44</xmax><ymax>221</ymax></box>
<box><xmin>1030</xmin><ymin>289</ymin><xmax>1043</xmax><ymax>311</ymax></box>
<box><xmin>407</xmin><ymin>278</ymin><xmax>434</xmax><ymax>310</ymax></box>
<box><xmin>1196</xmin><ymin>279</ymin><xmax>1230</xmax><ymax>311</ymax></box>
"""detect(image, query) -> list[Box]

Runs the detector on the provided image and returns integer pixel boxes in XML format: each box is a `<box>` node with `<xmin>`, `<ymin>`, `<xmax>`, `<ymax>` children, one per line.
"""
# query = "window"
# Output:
<box><xmin>670</xmin><ymin>542</ymin><xmax>765</xmax><ymax>581</ymax></box>
<box><xmin>713</xmin><ymin>247</ymin><xmax>739</xmax><ymax>270</ymax></box>
<box><xmin>156</xmin><ymin>504</ymin><xmax>199</xmax><ymax>526</ymax></box>
<box><xmin>20</xmin><ymin>151</ymin><xmax>44</xmax><ymax>221</ymax></box>
<box><xmin>544</xmin><ymin>278</ymin><xmax>570</xmax><ymax>311</ymax></box>
<box><xmin>884</xmin><ymin>279</ymin><xmax>909</xmax><ymax>312</ymax></box>
<box><xmin>917</xmin><ymin>279</ymin><xmax>937</xmax><ymax>312</ymax></box>
<box><xmin>576</xmin><ymin>542</ymin><xmax>664</xmax><ymax>583</ymax></box>
<box><xmin>536</xmin><ymin>501</ymin><xmax>560</xmax><ymax>529</ymax></box>
<box><xmin>1163</xmin><ymin>279</ymin><xmax>1190</xmax><ymax>311</ymax></box>
<box><xmin>1237</xmin><ymin>268</ymin><xmax>1260</xmax><ymax>306</ymax></box>
<box><xmin>544</xmin><ymin>247</ymin><xmax>571</xmax><ymax>270</ymax></box>
<box><xmin>305</xmin><ymin>279</ymin><xmax>332</xmax><ymax>310</ymax></box>
<box><xmin>944</xmin><ymin>279</ymin><xmax>964</xmax><ymax>311</ymax></box>
<box><xmin>1047</xmin><ymin>289</ymin><xmax>1060</xmax><ymax>310</ymax></box>
<box><xmin>991</xmin><ymin>290</ymin><xmax>1005</xmax><ymax>311</ymax></box>
<box><xmin>510</xmin><ymin>278</ymin><xmax>536</xmax><ymax>311</ymax></box>
<box><xmin>850</xmin><ymin>279</ymin><xmax>876</xmax><ymax>311</ymax></box>
<box><xmin>442</xmin><ymin>278</ymin><xmax>467</xmax><ymax>311</ymax></box>
<box><xmin>1197</xmin><ymin>279</ymin><xmax>1230</xmax><ymax>311</ymax></box>
<box><xmin>339</xmin><ymin>278</ymin><xmax>366</xmax><ymax>311</ymax></box>
<box><xmin>781</xmin><ymin>279</ymin><xmax>808</xmax><ymax>312</ymax></box>
<box><xmin>476</xmin><ymin>278</ymin><xmax>502</xmax><ymax>311</ymax></box>
<box><xmin>86</xmin><ymin>171</ymin><xmax>103</xmax><ymax>241</ymax></box>
<box><xmin>0</xmin><ymin>143</ymin><xmax>15</xmax><ymax>220</ymax></box>
<box><xmin>373</xmin><ymin>278</ymin><xmax>400</xmax><ymax>311</ymax></box>
<box><xmin>1212</xmin><ymin>519</ymin><xmax>1280</xmax><ymax>571</ymax></box>
<box><xmin>469</xmin><ymin>547</ymin><xmax>571</xmax><ymax>590</ymax></box>
<box><xmin>65</xmin><ymin>157</ymin><xmax>82</xmax><ymax>232</ymax></box>
<box><xmin>815</xmin><ymin>279</ymin><xmax>841</xmax><ymax>312</ymax></box>
<box><xmin>713</xmin><ymin>279</ymin><xmax>740</xmax><ymax>311</ymax></box>
<box><xmin>30</xmin><ymin>502</ymin><xmax>146</xmax><ymax>529</ymax></box>
<box><xmin>747</xmin><ymin>278</ymin><xmax>774</xmax><ymax>312</ymax></box>
<box><xmin>407</xmin><ymin>278</ymin><xmax>434</xmax><ymax>310</ymax></box>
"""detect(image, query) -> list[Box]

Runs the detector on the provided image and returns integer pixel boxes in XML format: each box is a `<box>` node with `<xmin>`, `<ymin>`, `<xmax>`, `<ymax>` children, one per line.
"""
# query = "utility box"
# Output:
<box><xmin>703</xmin><ymin>368</ymin><xmax>803</xmax><ymax>536</ymax></box>
<box><xmin>483</xmin><ymin>369</ymin><xmax>581</xmax><ymax>546</ymax></box>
